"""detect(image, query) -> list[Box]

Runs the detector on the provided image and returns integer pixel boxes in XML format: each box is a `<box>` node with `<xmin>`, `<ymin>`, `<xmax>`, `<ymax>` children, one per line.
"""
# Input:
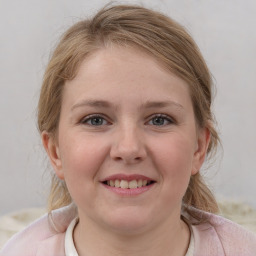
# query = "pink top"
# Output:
<box><xmin>1</xmin><ymin>204</ymin><xmax>256</xmax><ymax>256</ymax></box>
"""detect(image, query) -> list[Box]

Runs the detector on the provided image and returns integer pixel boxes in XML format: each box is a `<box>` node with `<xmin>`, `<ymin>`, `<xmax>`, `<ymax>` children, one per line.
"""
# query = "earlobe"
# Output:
<box><xmin>192</xmin><ymin>127</ymin><xmax>211</xmax><ymax>175</ymax></box>
<box><xmin>41</xmin><ymin>131</ymin><xmax>64</xmax><ymax>180</ymax></box>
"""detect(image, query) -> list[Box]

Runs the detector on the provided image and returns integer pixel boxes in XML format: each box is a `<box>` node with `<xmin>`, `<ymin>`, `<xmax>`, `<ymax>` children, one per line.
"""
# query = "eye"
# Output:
<box><xmin>147</xmin><ymin>114</ymin><xmax>174</xmax><ymax>126</ymax></box>
<box><xmin>81</xmin><ymin>115</ymin><xmax>108</xmax><ymax>126</ymax></box>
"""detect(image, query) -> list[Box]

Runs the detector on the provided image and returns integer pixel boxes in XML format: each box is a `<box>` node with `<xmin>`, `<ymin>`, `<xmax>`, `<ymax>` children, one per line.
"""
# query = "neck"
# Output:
<box><xmin>74</xmin><ymin>212</ymin><xmax>190</xmax><ymax>256</ymax></box>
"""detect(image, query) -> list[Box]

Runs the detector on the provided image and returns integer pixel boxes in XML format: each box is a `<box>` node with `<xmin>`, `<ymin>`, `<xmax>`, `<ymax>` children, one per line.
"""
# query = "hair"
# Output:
<box><xmin>38</xmin><ymin>4</ymin><xmax>220</xmax><ymax>222</ymax></box>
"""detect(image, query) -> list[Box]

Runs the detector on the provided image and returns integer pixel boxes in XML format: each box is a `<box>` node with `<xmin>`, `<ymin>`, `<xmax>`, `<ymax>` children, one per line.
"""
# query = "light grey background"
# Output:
<box><xmin>0</xmin><ymin>0</ymin><xmax>255</xmax><ymax>215</ymax></box>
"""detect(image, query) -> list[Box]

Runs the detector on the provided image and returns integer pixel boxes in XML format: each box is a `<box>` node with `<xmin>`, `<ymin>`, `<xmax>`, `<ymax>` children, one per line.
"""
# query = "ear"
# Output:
<box><xmin>41</xmin><ymin>131</ymin><xmax>64</xmax><ymax>180</ymax></box>
<box><xmin>191</xmin><ymin>127</ymin><xmax>211</xmax><ymax>175</ymax></box>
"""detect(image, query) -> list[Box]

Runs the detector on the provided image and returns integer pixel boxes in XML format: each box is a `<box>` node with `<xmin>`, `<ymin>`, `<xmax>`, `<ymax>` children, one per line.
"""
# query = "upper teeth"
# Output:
<box><xmin>107</xmin><ymin>179</ymin><xmax>149</xmax><ymax>189</ymax></box>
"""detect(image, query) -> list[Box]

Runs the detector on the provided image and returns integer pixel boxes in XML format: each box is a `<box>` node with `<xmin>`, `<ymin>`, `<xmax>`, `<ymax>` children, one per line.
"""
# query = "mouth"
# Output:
<box><xmin>101</xmin><ymin>175</ymin><xmax>156</xmax><ymax>196</ymax></box>
<box><xmin>102</xmin><ymin>179</ymin><xmax>156</xmax><ymax>189</ymax></box>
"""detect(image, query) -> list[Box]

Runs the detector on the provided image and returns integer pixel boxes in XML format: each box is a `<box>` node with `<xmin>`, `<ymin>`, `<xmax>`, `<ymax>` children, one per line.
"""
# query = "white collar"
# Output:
<box><xmin>65</xmin><ymin>217</ymin><xmax>79</xmax><ymax>256</ymax></box>
<box><xmin>64</xmin><ymin>218</ymin><xmax>194</xmax><ymax>256</ymax></box>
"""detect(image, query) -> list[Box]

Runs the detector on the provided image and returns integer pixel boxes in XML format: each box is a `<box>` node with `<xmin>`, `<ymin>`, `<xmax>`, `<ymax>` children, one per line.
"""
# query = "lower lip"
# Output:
<box><xmin>102</xmin><ymin>183</ymin><xmax>155</xmax><ymax>196</ymax></box>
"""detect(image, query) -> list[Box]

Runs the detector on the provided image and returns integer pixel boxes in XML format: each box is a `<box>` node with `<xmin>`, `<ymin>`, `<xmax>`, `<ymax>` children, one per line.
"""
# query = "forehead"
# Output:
<box><xmin>63</xmin><ymin>46</ymin><xmax>193</xmax><ymax>111</ymax></box>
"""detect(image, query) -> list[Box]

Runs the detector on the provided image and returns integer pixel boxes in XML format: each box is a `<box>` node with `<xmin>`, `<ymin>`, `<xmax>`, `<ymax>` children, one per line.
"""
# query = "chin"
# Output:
<box><xmin>100</xmin><ymin>208</ymin><xmax>154</xmax><ymax>235</ymax></box>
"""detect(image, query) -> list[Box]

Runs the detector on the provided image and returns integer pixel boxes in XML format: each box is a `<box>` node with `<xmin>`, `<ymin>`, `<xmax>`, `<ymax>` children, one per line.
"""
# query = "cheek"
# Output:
<box><xmin>150</xmin><ymin>135</ymin><xmax>195</xmax><ymax>192</ymax></box>
<box><xmin>58</xmin><ymin>134</ymin><xmax>110</xmax><ymax>206</ymax></box>
<box><xmin>153</xmin><ymin>135</ymin><xmax>195</xmax><ymax>170</ymax></box>
<box><xmin>59</xmin><ymin>134</ymin><xmax>109</xmax><ymax>182</ymax></box>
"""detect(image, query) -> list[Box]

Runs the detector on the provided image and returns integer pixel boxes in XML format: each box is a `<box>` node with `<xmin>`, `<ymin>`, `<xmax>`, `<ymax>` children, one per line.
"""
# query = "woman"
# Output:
<box><xmin>1</xmin><ymin>4</ymin><xmax>255</xmax><ymax>256</ymax></box>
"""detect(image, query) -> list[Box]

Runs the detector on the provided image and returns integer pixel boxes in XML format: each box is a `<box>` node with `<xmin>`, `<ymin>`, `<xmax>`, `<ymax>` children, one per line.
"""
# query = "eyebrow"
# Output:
<box><xmin>71</xmin><ymin>100</ymin><xmax>112</xmax><ymax>111</ymax></box>
<box><xmin>141</xmin><ymin>100</ymin><xmax>184</xmax><ymax>110</ymax></box>
<box><xmin>71</xmin><ymin>99</ymin><xmax>184</xmax><ymax>111</ymax></box>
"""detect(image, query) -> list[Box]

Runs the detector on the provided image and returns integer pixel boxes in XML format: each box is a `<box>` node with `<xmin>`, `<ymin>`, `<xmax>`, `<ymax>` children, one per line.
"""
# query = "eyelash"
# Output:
<box><xmin>147</xmin><ymin>114</ymin><xmax>175</xmax><ymax>126</ymax></box>
<box><xmin>80</xmin><ymin>114</ymin><xmax>110</xmax><ymax>126</ymax></box>
<box><xmin>80</xmin><ymin>114</ymin><xmax>175</xmax><ymax>127</ymax></box>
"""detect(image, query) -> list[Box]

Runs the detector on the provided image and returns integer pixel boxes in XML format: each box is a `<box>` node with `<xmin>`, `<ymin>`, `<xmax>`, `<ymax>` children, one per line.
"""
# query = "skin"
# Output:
<box><xmin>42</xmin><ymin>46</ymin><xmax>210</xmax><ymax>256</ymax></box>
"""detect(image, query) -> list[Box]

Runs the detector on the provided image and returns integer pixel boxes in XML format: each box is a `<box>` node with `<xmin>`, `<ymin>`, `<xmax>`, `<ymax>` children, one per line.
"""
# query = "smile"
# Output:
<box><xmin>103</xmin><ymin>179</ymin><xmax>155</xmax><ymax>189</ymax></box>
<box><xmin>101</xmin><ymin>174</ymin><xmax>156</xmax><ymax>195</ymax></box>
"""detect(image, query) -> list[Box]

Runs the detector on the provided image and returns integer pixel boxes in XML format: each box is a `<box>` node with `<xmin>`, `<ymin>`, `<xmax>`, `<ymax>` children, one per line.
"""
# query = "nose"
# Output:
<box><xmin>110</xmin><ymin>124</ymin><xmax>147</xmax><ymax>164</ymax></box>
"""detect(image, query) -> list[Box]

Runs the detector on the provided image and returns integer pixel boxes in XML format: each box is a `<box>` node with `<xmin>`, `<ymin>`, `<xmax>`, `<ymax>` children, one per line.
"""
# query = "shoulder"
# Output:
<box><xmin>0</xmin><ymin>204</ymin><xmax>77</xmax><ymax>256</ymax></box>
<box><xmin>209</xmin><ymin>212</ymin><xmax>256</xmax><ymax>255</ymax></box>
<box><xmin>190</xmin><ymin>208</ymin><xmax>256</xmax><ymax>256</ymax></box>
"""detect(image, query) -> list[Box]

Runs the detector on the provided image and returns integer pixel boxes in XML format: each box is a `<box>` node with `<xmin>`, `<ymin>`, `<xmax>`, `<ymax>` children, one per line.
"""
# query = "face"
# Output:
<box><xmin>43</xmin><ymin>46</ymin><xmax>209</xmax><ymax>235</ymax></box>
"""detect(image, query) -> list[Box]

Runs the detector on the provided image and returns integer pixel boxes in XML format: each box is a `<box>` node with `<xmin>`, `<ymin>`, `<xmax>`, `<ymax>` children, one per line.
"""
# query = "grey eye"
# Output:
<box><xmin>152</xmin><ymin>116</ymin><xmax>166</xmax><ymax>125</ymax></box>
<box><xmin>148</xmin><ymin>115</ymin><xmax>173</xmax><ymax>126</ymax></box>
<box><xmin>90</xmin><ymin>117</ymin><xmax>104</xmax><ymax>125</ymax></box>
<box><xmin>82</xmin><ymin>115</ymin><xmax>108</xmax><ymax>126</ymax></box>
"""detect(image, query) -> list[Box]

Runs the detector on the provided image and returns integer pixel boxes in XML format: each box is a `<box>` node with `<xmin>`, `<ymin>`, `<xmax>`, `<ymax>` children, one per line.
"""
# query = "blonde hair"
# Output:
<box><xmin>38</xmin><ymin>4</ymin><xmax>220</xmax><ymax>219</ymax></box>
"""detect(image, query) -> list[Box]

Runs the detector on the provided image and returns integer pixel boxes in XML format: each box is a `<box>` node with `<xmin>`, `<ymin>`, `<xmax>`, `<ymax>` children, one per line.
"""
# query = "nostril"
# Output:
<box><xmin>112</xmin><ymin>155</ymin><xmax>143</xmax><ymax>164</ymax></box>
<box><xmin>110</xmin><ymin>137</ymin><xmax>147</xmax><ymax>164</ymax></box>
<box><xmin>113</xmin><ymin>156</ymin><xmax>123</xmax><ymax>161</ymax></box>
